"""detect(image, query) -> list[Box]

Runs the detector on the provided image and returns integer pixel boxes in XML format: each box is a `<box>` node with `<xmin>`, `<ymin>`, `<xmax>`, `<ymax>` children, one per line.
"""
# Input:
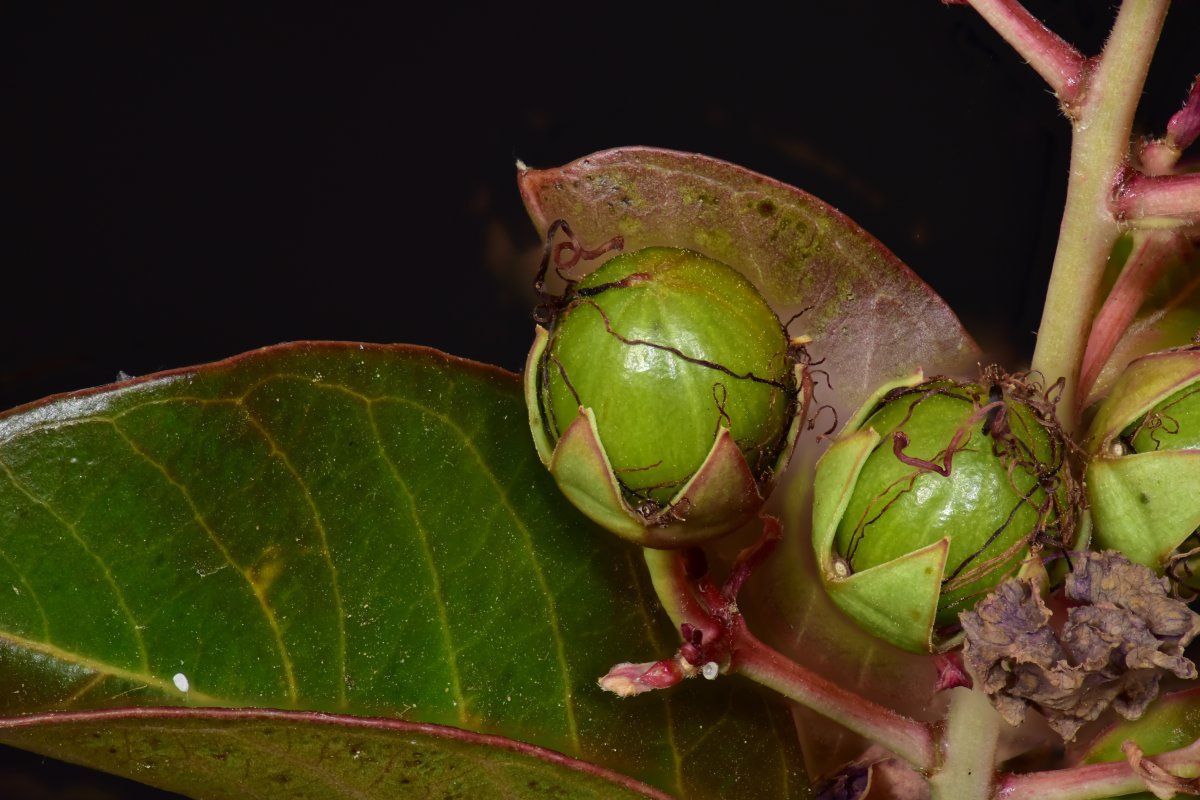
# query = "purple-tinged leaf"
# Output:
<box><xmin>518</xmin><ymin>147</ymin><xmax>979</xmax><ymax>416</ymax></box>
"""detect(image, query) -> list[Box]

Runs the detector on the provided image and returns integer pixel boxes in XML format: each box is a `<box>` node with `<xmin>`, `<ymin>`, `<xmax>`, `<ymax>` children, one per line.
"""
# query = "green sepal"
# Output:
<box><xmin>548</xmin><ymin>408</ymin><xmax>648</xmax><ymax>541</ymax></box>
<box><xmin>812</xmin><ymin>427</ymin><xmax>881</xmax><ymax>574</ymax></box>
<box><xmin>1087</xmin><ymin>451</ymin><xmax>1200</xmax><ymax>568</ymax></box>
<box><xmin>548</xmin><ymin>407</ymin><xmax>765</xmax><ymax>548</ymax></box>
<box><xmin>523</xmin><ymin>325</ymin><xmax>556</xmax><ymax>465</ymax></box>
<box><xmin>658</xmin><ymin>426</ymin><xmax>764</xmax><ymax>542</ymax></box>
<box><xmin>769</xmin><ymin>363</ymin><xmax>808</xmax><ymax>481</ymax></box>
<box><xmin>1085</xmin><ymin>347</ymin><xmax>1200</xmax><ymax>452</ymax></box>
<box><xmin>825</xmin><ymin>538</ymin><xmax>949</xmax><ymax>654</ymax></box>
<box><xmin>813</xmin><ymin>392</ymin><xmax>956</xmax><ymax>652</ymax></box>
<box><xmin>841</xmin><ymin>371</ymin><xmax>925</xmax><ymax>436</ymax></box>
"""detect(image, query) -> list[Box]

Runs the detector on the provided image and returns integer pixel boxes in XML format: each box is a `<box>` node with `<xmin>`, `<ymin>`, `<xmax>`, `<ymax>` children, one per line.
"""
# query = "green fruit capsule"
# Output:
<box><xmin>524</xmin><ymin>246</ymin><xmax>803</xmax><ymax>548</ymax></box>
<box><xmin>813</xmin><ymin>373</ymin><xmax>1076</xmax><ymax>653</ymax></box>
<box><xmin>1086</xmin><ymin>347</ymin><xmax>1200</xmax><ymax>586</ymax></box>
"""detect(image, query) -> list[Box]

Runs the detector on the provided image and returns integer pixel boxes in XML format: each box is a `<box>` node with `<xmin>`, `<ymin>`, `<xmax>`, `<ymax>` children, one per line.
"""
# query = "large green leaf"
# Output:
<box><xmin>0</xmin><ymin>708</ymin><xmax>671</xmax><ymax>799</ymax></box>
<box><xmin>0</xmin><ymin>342</ymin><xmax>806</xmax><ymax>798</ymax></box>
<box><xmin>520</xmin><ymin>148</ymin><xmax>971</xmax><ymax>775</ymax></box>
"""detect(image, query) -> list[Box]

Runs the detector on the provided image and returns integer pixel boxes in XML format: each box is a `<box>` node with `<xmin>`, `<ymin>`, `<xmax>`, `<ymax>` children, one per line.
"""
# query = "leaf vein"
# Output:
<box><xmin>102</xmin><ymin>419</ymin><xmax>300</xmax><ymax>704</ymax></box>
<box><xmin>0</xmin><ymin>538</ymin><xmax>51</xmax><ymax>642</ymax></box>
<box><xmin>364</xmin><ymin>400</ymin><xmax>469</xmax><ymax>726</ymax></box>
<box><xmin>0</xmin><ymin>455</ymin><xmax>148</xmax><ymax>672</ymax></box>
<box><xmin>375</xmin><ymin>395</ymin><xmax>582</xmax><ymax>754</ymax></box>
<box><xmin>236</xmin><ymin>400</ymin><xmax>350</xmax><ymax>709</ymax></box>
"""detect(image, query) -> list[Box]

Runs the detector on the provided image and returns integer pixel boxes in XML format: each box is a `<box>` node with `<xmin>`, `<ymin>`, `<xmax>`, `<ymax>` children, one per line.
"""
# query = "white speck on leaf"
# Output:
<box><xmin>172</xmin><ymin>673</ymin><xmax>189</xmax><ymax>693</ymax></box>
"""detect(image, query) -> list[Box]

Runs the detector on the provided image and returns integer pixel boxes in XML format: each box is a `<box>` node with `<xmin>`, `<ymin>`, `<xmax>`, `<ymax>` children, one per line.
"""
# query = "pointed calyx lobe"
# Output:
<box><xmin>962</xmin><ymin>551</ymin><xmax>1200</xmax><ymax>740</ymax></box>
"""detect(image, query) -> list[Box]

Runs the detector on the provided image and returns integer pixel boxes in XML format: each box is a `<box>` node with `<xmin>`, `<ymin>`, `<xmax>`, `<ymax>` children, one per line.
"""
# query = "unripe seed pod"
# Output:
<box><xmin>1085</xmin><ymin>346</ymin><xmax>1200</xmax><ymax>587</ymax></box>
<box><xmin>525</xmin><ymin>245</ymin><xmax>803</xmax><ymax>548</ymax></box>
<box><xmin>813</xmin><ymin>372</ymin><xmax>1076</xmax><ymax>652</ymax></box>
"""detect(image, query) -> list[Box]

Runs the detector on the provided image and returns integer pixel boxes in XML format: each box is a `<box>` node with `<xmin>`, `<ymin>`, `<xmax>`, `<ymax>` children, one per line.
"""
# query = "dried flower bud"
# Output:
<box><xmin>961</xmin><ymin>551</ymin><xmax>1200</xmax><ymax>741</ymax></box>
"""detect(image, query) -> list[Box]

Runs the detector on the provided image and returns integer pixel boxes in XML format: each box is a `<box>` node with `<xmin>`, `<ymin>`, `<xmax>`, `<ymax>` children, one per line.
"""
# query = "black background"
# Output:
<box><xmin>4</xmin><ymin>2</ymin><xmax>1199</xmax><ymax>796</ymax></box>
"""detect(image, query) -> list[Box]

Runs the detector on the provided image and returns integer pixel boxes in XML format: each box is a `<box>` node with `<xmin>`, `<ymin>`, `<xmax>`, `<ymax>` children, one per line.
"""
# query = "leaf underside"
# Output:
<box><xmin>518</xmin><ymin>146</ymin><xmax>980</xmax><ymax>415</ymax></box>
<box><xmin>0</xmin><ymin>707</ymin><xmax>673</xmax><ymax>800</ymax></box>
<box><xmin>0</xmin><ymin>342</ymin><xmax>805</xmax><ymax>799</ymax></box>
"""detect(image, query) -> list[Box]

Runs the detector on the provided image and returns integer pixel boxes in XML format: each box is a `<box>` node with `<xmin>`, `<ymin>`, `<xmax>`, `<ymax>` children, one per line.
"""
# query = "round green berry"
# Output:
<box><xmin>537</xmin><ymin>247</ymin><xmax>795</xmax><ymax>508</ymax></box>
<box><xmin>833</xmin><ymin>380</ymin><xmax>1067</xmax><ymax>627</ymax></box>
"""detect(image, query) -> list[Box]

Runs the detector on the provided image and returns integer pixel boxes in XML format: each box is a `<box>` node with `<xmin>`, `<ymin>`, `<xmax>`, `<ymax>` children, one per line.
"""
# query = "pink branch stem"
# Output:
<box><xmin>1118</xmin><ymin>172</ymin><xmax>1200</xmax><ymax>223</ymax></box>
<box><xmin>962</xmin><ymin>0</ymin><xmax>1089</xmax><ymax>102</ymax></box>
<box><xmin>732</xmin><ymin>627</ymin><xmax>937</xmax><ymax>772</ymax></box>
<box><xmin>1139</xmin><ymin>75</ymin><xmax>1199</xmax><ymax>176</ymax></box>
<box><xmin>995</xmin><ymin>739</ymin><xmax>1200</xmax><ymax>800</ymax></box>
<box><xmin>1166</xmin><ymin>76</ymin><xmax>1200</xmax><ymax>151</ymax></box>
<box><xmin>1077</xmin><ymin>231</ymin><xmax>1186</xmax><ymax>408</ymax></box>
<box><xmin>642</xmin><ymin>546</ymin><xmax>937</xmax><ymax>770</ymax></box>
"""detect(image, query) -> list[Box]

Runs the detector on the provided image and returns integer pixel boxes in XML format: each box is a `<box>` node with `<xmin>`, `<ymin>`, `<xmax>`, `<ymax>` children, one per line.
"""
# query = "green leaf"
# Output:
<box><xmin>0</xmin><ymin>708</ymin><xmax>672</xmax><ymax>799</ymax></box>
<box><xmin>518</xmin><ymin>147</ymin><xmax>980</xmax><ymax>415</ymax></box>
<box><xmin>0</xmin><ymin>342</ymin><xmax>806</xmax><ymax>799</ymax></box>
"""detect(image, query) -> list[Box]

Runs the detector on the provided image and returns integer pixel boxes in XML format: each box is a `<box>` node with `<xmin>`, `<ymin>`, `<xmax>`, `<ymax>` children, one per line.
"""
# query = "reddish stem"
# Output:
<box><xmin>1167</xmin><ymin>76</ymin><xmax>1200</xmax><ymax>152</ymax></box>
<box><xmin>995</xmin><ymin>738</ymin><xmax>1200</xmax><ymax>800</ymax></box>
<box><xmin>1117</xmin><ymin>172</ymin><xmax>1200</xmax><ymax>223</ymax></box>
<box><xmin>1077</xmin><ymin>231</ymin><xmax>1185</xmax><ymax>408</ymax></box>
<box><xmin>732</xmin><ymin>627</ymin><xmax>937</xmax><ymax>771</ymax></box>
<box><xmin>960</xmin><ymin>0</ymin><xmax>1089</xmax><ymax>102</ymax></box>
<box><xmin>1139</xmin><ymin>75</ymin><xmax>1199</xmax><ymax>176</ymax></box>
<box><xmin>643</xmin><ymin>542</ymin><xmax>936</xmax><ymax>771</ymax></box>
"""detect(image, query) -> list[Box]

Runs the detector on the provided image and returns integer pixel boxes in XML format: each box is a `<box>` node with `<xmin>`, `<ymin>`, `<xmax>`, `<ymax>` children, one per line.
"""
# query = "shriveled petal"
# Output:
<box><xmin>962</xmin><ymin>552</ymin><xmax>1200</xmax><ymax>740</ymax></box>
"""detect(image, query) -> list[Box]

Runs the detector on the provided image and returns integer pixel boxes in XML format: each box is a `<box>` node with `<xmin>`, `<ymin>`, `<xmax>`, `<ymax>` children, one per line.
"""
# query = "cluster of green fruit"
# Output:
<box><xmin>524</xmin><ymin>243</ymin><xmax>1200</xmax><ymax>654</ymax></box>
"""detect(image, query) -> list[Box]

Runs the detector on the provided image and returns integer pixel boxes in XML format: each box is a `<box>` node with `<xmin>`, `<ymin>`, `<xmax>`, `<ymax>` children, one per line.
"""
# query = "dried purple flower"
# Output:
<box><xmin>961</xmin><ymin>551</ymin><xmax>1200</xmax><ymax>740</ymax></box>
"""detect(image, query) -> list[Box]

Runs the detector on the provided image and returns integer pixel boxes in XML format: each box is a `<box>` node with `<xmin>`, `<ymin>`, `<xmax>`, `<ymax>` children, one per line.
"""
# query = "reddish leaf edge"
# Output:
<box><xmin>0</xmin><ymin>706</ymin><xmax>673</xmax><ymax>800</ymax></box>
<box><xmin>517</xmin><ymin>145</ymin><xmax>980</xmax><ymax>359</ymax></box>
<box><xmin>0</xmin><ymin>340</ymin><xmax>521</xmax><ymax>422</ymax></box>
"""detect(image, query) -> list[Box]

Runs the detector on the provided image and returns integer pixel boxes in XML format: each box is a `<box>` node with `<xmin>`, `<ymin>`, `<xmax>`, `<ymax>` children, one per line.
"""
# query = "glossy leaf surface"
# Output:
<box><xmin>0</xmin><ymin>342</ymin><xmax>806</xmax><ymax>798</ymax></box>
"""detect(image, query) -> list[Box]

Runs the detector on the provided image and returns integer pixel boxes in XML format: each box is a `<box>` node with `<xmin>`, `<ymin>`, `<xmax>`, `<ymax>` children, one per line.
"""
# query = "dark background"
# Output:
<box><xmin>4</xmin><ymin>2</ymin><xmax>1199</xmax><ymax>796</ymax></box>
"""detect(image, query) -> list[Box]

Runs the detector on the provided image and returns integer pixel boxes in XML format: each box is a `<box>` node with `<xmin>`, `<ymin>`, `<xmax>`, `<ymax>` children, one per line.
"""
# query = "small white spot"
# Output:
<box><xmin>701</xmin><ymin>662</ymin><xmax>719</xmax><ymax>680</ymax></box>
<box><xmin>172</xmin><ymin>673</ymin><xmax>190</xmax><ymax>693</ymax></box>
